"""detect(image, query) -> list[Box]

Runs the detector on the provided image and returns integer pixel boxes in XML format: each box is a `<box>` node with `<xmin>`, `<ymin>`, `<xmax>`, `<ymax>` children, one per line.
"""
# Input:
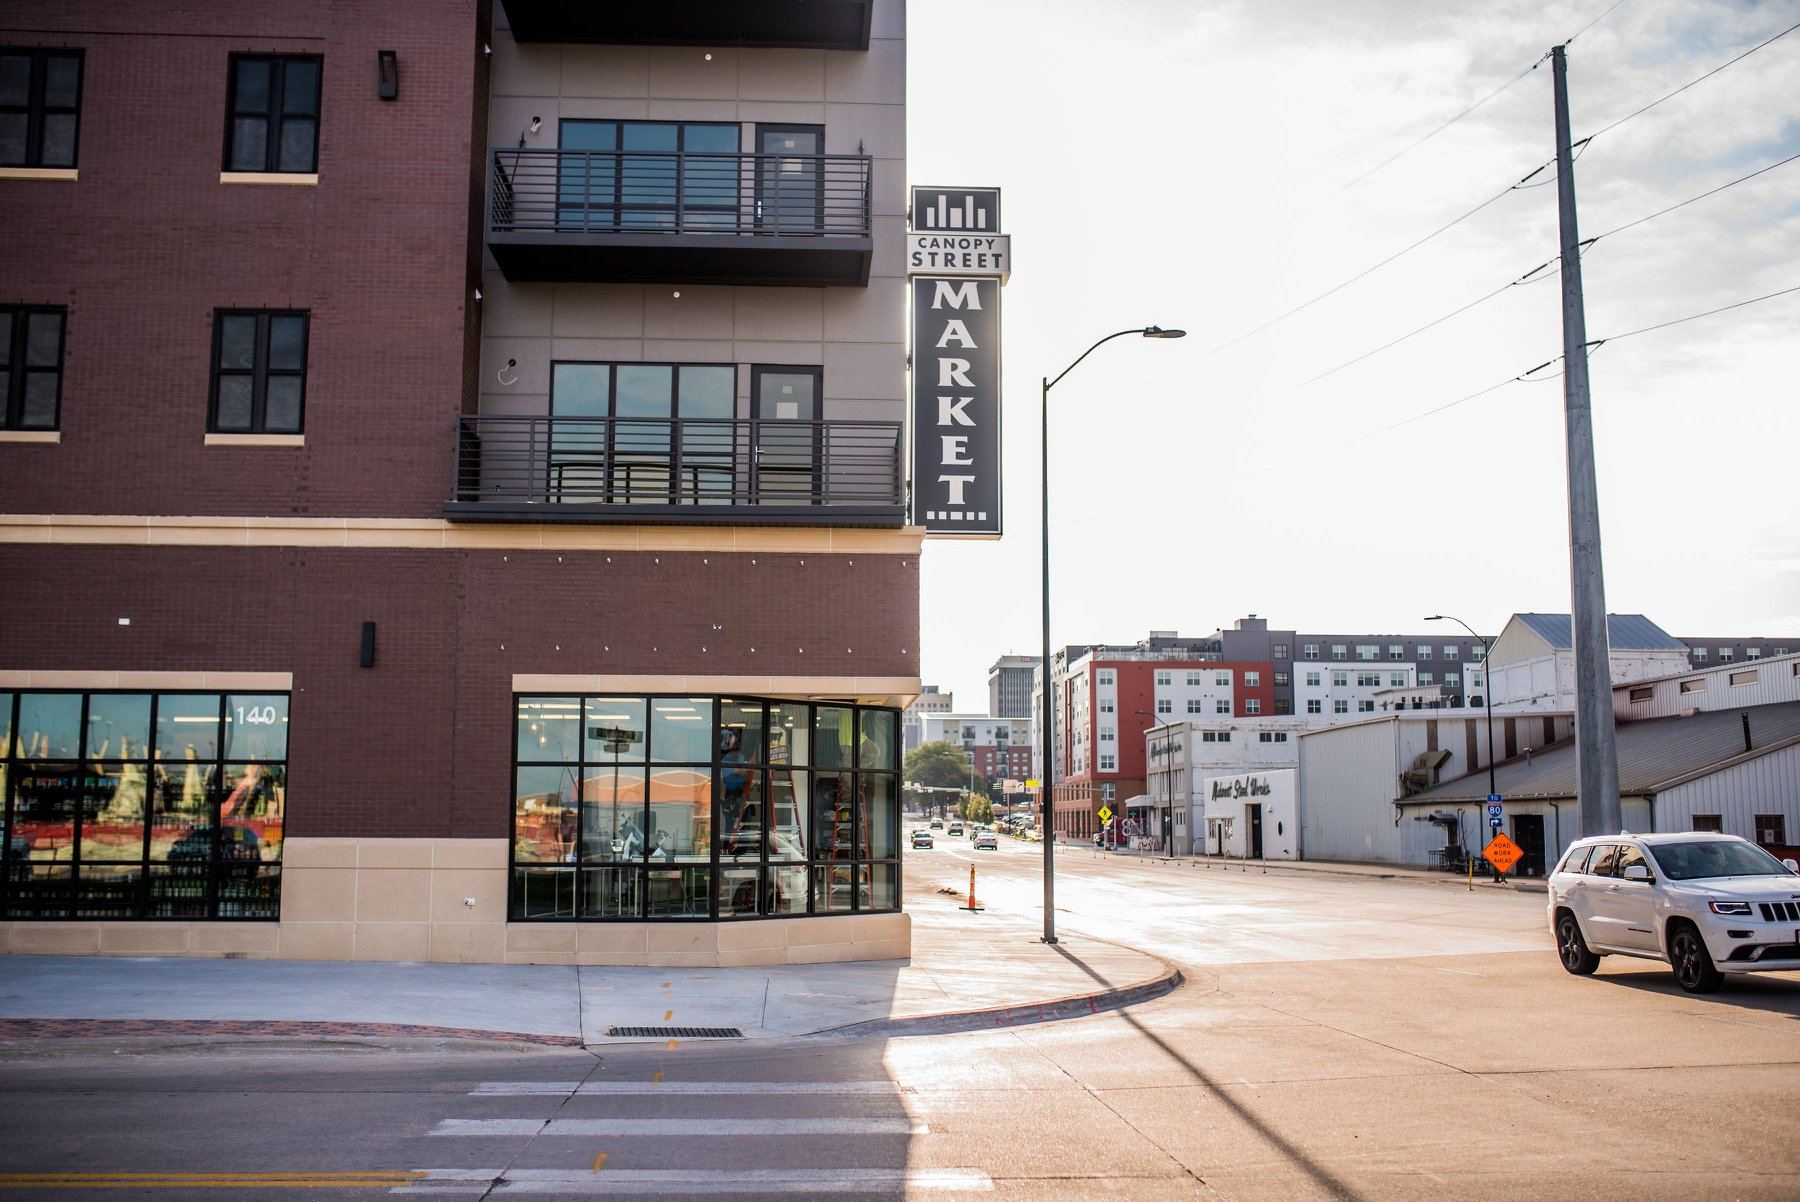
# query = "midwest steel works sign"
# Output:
<box><xmin>908</xmin><ymin>186</ymin><xmax>1009</xmax><ymax>538</ymax></box>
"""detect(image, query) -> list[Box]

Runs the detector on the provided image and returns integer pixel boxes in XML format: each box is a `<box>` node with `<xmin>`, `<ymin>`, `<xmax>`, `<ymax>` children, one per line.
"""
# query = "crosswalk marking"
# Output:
<box><xmin>431</xmin><ymin>1118</ymin><xmax>928</xmax><ymax>1137</ymax></box>
<box><xmin>471</xmin><ymin>1081</ymin><xmax>909</xmax><ymax>1096</ymax></box>
<box><xmin>394</xmin><ymin>1168</ymin><xmax>992</xmax><ymax>1195</ymax></box>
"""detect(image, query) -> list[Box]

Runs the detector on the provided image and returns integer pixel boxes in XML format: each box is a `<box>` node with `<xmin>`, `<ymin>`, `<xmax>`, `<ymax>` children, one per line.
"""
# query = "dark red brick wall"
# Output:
<box><xmin>1</xmin><ymin>2</ymin><xmax>481</xmax><ymax>518</ymax></box>
<box><xmin>0</xmin><ymin>544</ymin><xmax>919</xmax><ymax>839</ymax></box>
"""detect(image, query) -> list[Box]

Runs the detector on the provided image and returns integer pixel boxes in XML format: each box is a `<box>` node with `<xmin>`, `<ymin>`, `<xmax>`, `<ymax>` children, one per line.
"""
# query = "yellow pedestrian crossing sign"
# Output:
<box><xmin>1097</xmin><ymin>805</ymin><xmax>1113</xmax><ymax>824</ymax></box>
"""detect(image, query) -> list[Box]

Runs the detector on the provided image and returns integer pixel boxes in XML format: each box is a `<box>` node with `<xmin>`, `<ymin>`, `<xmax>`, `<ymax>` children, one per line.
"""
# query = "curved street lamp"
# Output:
<box><xmin>1040</xmin><ymin>326</ymin><xmax>1185</xmax><ymax>944</ymax></box>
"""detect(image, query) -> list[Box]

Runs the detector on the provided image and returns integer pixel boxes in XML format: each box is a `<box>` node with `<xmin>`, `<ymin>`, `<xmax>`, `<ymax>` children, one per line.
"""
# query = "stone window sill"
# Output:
<box><xmin>219</xmin><ymin>172</ymin><xmax>319</xmax><ymax>186</ymax></box>
<box><xmin>0</xmin><ymin>429</ymin><xmax>60</xmax><ymax>443</ymax></box>
<box><xmin>204</xmin><ymin>433</ymin><xmax>305</xmax><ymax>447</ymax></box>
<box><xmin>0</xmin><ymin>167</ymin><xmax>77</xmax><ymax>182</ymax></box>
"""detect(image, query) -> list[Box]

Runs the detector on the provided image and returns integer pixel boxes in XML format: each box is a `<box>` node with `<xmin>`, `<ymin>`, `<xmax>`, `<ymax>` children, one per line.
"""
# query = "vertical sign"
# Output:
<box><xmin>909</xmin><ymin>186</ymin><xmax>1008</xmax><ymax>538</ymax></box>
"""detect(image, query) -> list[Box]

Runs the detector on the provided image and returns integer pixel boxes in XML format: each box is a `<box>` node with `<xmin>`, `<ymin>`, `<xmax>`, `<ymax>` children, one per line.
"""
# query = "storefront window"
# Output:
<box><xmin>511</xmin><ymin>694</ymin><xmax>901</xmax><ymax>921</ymax></box>
<box><xmin>0</xmin><ymin>691</ymin><xmax>287</xmax><ymax>920</ymax></box>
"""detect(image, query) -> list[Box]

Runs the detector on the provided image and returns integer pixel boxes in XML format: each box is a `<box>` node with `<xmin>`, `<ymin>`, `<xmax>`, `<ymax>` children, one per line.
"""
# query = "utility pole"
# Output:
<box><xmin>1552</xmin><ymin>44</ymin><xmax>1621</xmax><ymax>837</ymax></box>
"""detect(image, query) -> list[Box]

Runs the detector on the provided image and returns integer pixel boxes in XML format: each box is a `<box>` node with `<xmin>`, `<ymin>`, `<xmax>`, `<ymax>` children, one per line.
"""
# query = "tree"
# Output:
<box><xmin>905</xmin><ymin>740</ymin><xmax>973</xmax><ymax>794</ymax></box>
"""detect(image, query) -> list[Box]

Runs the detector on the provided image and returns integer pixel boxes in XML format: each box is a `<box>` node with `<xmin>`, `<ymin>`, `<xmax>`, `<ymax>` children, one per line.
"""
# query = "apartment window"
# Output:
<box><xmin>1691</xmin><ymin>648</ymin><xmax>1707</xmax><ymax>662</ymax></box>
<box><xmin>546</xmin><ymin>361</ymin><xmax>749</xmax><ymax>503</ymax></box>
<box><xmin>1258</xmin><ymin>732</ymin><xmax>1288</xmax><ymax>744</ymax></box>
<box><xmin>1470</xmin><ymin>672</ymin><xmax>1485</xmax><ymax>689</ymax></box>
<box><xmin>1357</xmin><ymin>700</ymin><xmax>1374</xmax><ymax>713</ymax></box>
<box><xmin>1099</xmin><ymin>754</ymin><xmax>1116</xmax><ymax>772</ymax></box>
<box><xmin>1356</xmin><ymin>645</ymin><xmax>1377</xmax><ymax>661</ymax></box>
<box><xmin>1417</xmin><ymin>646</ymin><xmax>1432</xmax><ymax>660</ymax></box>
<box><xmin>1389</xmin><ymin>673</ymin><xmax>1406</xmax><ymax>688</ymax></box>
<box><xmin>1186</xmin><ymin>699</ymin><xmax>1202</xmax><ymax>714</ymax></box>
<box><xmin>224</xmin><ymin>55</ymin><xmax>322</xmax><ymax>173</ymax></box>
<box><xmin>1272</xmin><ymin>643</ymin><xmax>1289</xmax><ymax>659</ymax></box>
<box><xmin>1214</xmin><ymin>672</ymin><xmax>1230</xmax><ymax>687</ymax></box>
<box><xmin>1</xmin><ymin>306</ymin><xmax>64</xmax><ymax>430</ymax></box>
<box><xmin>1245</xmin><ymin>699</ymin><xmax>1261</xmax><ymax>714</ymax></box>
<box><xmin>1332</xmin><ymin>672</ymin><xmax>1348</xmax><ymax>687</ymax></box>
<box><xmin>0</xmin><ymin>49</ymin><xmax>83</xmax><ymax>168</ymax></box>
<box><xmin>1097</xmin><ymin>670</ymin><xmax>1114</xmax><ymax>686</ymax></box>
<box><xmin>1468</xmin><ymin>695</ymin><xmax>1483</xmax><ymax>707</ymax></box>
<box><xmin>1100</xmin><ymin>726</ymin><xmax>1115</xmax><ymax>743</ymax></box>
<box><xmin>513</xmin><ymin>696</ymin><xmax>899</xmax><ymax>920</ymax></box>
<box><xmin>1746</xmin><ymin>647</ymin><xmax>1761</xmax><ymax>660</ymax></box>
<box><xmin>1101</xmin><ymin>784</ymin><xmax>1115</xmax><ymax>801</ymax></box>
<box><xmin>1244</xmin><ymin>672</ymin><xmax>1261</xmax><ymax>687</ymax></box>
<box><xmin>209</xmin><ymin>311</ymin><xmax>309</xmax><ymax>433</ymax></box>
<box><xmin>961</xmin><ymin>726</ymin><xmax>975</xmax><ymax>740</ymax></box>
<box><xmin>1099</xmin><ymin>698</ymin><xmax>1114</xmax><ymax>713</ymax></box>
<box><xmin>1331</xmin><ymin>645</ymin><xmax>1346</xmax><ymax>660</ymax></box>
<box><xmin>1215</xmin><ymin>700</ymin><xmax>1229</xmax><ymax>714</ymax></box>
<box><xmin>1274</xmin><ymin>699</ymin><xmax>1291</xmax><ymax>715</ymax></box>
<box><xmin>1719</xmin><ymin>647</ymin><xmax>1734</xmax><ymax>661</ymax></box>
<box><xmin>0</xmin><ymin>689</ymin><xmax>288</xmax><ymax>921</ymax></box>
<box><xmin>1152</xmin><ymin>671</ymin><xmax>1169</xmax><ymax>687</ymax></box>
<box><xmin>1729</xmin><ymin>670</ymin><xmax>1758</xmax><ymax>687</ymax></box>
<box><xmin>1302</xmin><ymin>645</ymin><xmax>1319</xmax><ymax>660</ymax></box>
<box><xmin>1305</xmin><ymin>672</ymin><xmax>1321</xmax><ymax>688</ymax></box>
<box><xmin>1333</xmin><ymin>700</ymin><xmax>1348</xmax><ymax>714</ymax></box>
<box><xmin>1154</xmin><ymin>698</ymin><xmax>1173</xmax><ymax>716</ymax></box>
<box><xmin>1273</xmin><ymin>672</ymin><xmax>1289</xmax><ymax>687</ymax></box>
<box><xmin>1446</xmin><ymin>673</ymin><xmax>1461</xmax><ymax>687</ymax></box>
<box><xmin>1202</xmin><ymin>731</ymin><xmax>1232</xmax><ymax>744</ymax></box>
<box><xmin>1388</xmin><ymin>645</ymin><xmax>1404</xmax><ymax>661</ymax></box>
<box><xmin>1445</xmin><ymin>646</ymin><xmax>1460</xmax><ymax>659</ymax></box>
<box><xmin>1356</xmin><ymin>673</ymin><xmax>1379</xmax><ymax>687</ymax></box>
<box><xmin>1775</xmin><ymin>648</ymin><xmax>1789</xmax><ymax>657</ymax></box>
<box><xmin>1419</xmin><ymin>672</ymin><xmax>1435</xmax><ymax>685</ymax></box>
<box><xmin>1306</xmin><ymin>700</ymin><xmax>1322</xmax><ymax>714</ymax></box>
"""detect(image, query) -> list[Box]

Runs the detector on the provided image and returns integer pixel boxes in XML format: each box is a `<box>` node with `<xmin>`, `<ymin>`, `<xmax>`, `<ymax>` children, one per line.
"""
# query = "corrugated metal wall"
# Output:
<box><xmin>1614</xmin><ymin>655</ymin><xmax>1800</xmax><ymax>720</ymax></box>
<box><xmin>1654</xmin><ymin>743</ymin><xmax>1800</xmax><ymax>839</ymax></box>
<box><xmin>1298</xmin><ymin>720</ymin><xmax>1409</xmax><ymax>864</ymax></box>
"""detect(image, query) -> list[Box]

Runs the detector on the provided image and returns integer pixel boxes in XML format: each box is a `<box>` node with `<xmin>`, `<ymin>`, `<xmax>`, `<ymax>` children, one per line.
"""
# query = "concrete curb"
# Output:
<box><xmin>809</xmin><ymin>957</ymin><xmax>1185</xmax><ymax>1039</ymax></box>
<box><xmin>0</xmin><ymin>1018</ymin><xmax>582</xmax><ymax>1047</ymax></box>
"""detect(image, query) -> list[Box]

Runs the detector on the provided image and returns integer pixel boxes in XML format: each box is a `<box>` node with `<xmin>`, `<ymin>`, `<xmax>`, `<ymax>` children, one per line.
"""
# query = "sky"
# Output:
<box><xmin>903</xmin><ymin>0</ymin><xmax>1800</xmax><ymax>711</ymax></box>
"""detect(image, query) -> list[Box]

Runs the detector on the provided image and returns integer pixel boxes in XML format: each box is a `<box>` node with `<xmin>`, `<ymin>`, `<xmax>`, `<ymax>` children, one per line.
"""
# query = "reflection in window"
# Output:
<box><xmin>1</xmin><ymin>692</ymin><xmax>286</xmax><ymax>921</ymax></box>
<box><xmin>512</xmin><ymin>694</ymin><xmax>900</xmax><ymax>922</ymax></box>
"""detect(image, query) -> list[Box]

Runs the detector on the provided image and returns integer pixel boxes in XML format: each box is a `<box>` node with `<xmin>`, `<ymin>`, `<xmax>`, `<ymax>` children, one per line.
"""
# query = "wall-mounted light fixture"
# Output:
<box><xmin>377</xmin><ymin>50</ymin><xmax>398</xmax><ymax>100</ymax></box>
<box><xmin>517</xmin><ymin>116</ymin><xmax>541</xmax><ymax>149</ymax></box>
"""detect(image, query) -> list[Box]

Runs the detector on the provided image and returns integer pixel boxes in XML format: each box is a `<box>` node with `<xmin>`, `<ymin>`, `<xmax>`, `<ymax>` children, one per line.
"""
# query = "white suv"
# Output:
<box><xmin>1548</xmin><ymin>832</ymin><xmax>1800</xmax><ymax>994</ymax></box>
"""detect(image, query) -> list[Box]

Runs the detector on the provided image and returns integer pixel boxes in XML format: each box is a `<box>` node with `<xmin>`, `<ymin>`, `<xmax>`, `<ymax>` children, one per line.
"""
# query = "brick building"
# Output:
<box><xmin>1</xmin><ymin>0</ymin><xmax>916</xmax><ymax>966</ymax></box>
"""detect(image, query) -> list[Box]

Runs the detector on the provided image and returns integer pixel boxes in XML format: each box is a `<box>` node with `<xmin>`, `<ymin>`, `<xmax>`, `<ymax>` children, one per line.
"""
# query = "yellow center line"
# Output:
<box><xmin>666</xmin><ymin>1038</ymin><xmax>678</xmax><ymax>1050</ymax></box>
<box><xmin>663</xmin><ymin>1008</ymin><xmax>674</xmax><ymax>1021</ymax></box>
<box><xmin>651</xmin><ymin>1070</ymin><xmax>664</xmax><ymax>1084</ymax></box>
<box><xmin>591</xmin><ymin>1152</ymin><xmax>610</xmax><ymax>1171</ymax></box>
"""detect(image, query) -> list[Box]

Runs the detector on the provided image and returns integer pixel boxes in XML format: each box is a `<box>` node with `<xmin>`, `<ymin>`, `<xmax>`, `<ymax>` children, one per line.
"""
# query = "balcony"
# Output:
<box><xmin>445</xmin><ymin>414</ymin><xmax>905</xmax><ymax>526</ymax></box>
<box><xmin>486</xmin><ymin>149</ymin><xmax>873</xmax><ymax>286</ymax></box>
<box><xmin>499</xmin><ymin>0</ymin><xmax>874</xmax><ymax>50</ymax></box>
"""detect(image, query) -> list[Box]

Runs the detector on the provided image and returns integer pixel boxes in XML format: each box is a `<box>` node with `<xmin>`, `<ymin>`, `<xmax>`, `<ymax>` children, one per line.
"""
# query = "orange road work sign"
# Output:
<box><xmin>1483</xmin><ymin>833</ymin><xmax>1524</xmax><ymax>874</ymax></box>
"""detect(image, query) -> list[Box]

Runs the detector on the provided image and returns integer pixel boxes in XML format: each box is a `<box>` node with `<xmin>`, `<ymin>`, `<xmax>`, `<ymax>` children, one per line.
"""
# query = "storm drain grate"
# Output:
<box><xmin>607</xmin><ymin>1026</ymin><xmax>744</xmax><ymax>1039</ymax></box>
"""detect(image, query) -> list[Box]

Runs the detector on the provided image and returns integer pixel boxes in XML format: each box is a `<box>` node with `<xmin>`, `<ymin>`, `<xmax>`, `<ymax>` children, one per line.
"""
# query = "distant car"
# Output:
<box><xmin>973</xmin><ymin>832</ymin><xmax>998</xmax><ymax>851</ymax></box>
<box><xmin>929</xmin><ymin>819</ymin><xmax>944</xmax><ymax>830</ymax></box>
<box><xmin>910</xmin><ymin>830</ymin><xmax>934</xmax><ymax>849</ymax></box>
<box><xmin>1549</xmin><ymin>831</ymin><xmax>1800</xmax><ymax>994</ymax></box>
<box><xmin>947</xmin><ymin>824</ymin><xmax>964</xmax><ymax>837</ymax></box>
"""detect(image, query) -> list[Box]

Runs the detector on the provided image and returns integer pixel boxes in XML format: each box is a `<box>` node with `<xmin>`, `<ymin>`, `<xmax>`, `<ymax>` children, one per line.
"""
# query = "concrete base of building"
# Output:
<box><xmin>0</xmin><ymin>837</ymin><xmax>911</xmax><ymax>967</ymax></box>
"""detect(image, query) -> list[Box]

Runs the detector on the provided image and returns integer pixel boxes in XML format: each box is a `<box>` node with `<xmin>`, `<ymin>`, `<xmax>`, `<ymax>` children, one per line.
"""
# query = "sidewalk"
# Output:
<box><xmin>1067</xmin><ymin>842</ymin><xmax>1550</xmax><ymax>893</ymax></box>
<box><xmin>0</xmin><ymin>883</ymin><xmax>1175</xmax><ymax>1047</ymax></box>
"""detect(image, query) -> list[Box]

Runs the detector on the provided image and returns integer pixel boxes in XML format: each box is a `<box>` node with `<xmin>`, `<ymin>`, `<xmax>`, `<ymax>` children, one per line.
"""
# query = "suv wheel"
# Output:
<box><xmin>1556</xmin><ymin>911</ymin><xmax>1600</xmax><ymax>975</ymax></box>
<box><xmin>1668</xmin><ymin>923</ymin><xmax>1723</xmax><ymax>994</ymax></box>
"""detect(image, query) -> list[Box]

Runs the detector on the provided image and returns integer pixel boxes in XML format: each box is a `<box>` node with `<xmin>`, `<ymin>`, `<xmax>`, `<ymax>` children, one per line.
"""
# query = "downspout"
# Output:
<box><xmin>1547</xmin><ymin>798</ymin><xmax>1562</xmax><ymax>859</ymax></box>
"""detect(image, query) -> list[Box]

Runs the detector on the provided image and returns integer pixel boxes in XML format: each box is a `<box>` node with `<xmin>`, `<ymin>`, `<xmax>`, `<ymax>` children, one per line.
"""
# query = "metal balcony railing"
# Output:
<box><xmin>489</xmin><ymin>148</ymin><xmax>873</xmax><ymax>240</ymax></box>
<box><xmin>448</xmin><ymin>415</ymin><xmax>905</xmax><ymax>523</ymax></box>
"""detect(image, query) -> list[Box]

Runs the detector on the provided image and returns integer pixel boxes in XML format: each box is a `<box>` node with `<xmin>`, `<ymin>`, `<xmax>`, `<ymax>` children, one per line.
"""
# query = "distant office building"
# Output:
<box><xmin>987</xmin><ymin>655</ymin><xmax>1040</xmax><ymax>719</ymax></box>
<box><xmin>903</xmin><ymin>685</ymin><xmax>954</xmax><ymax>752</ymax></box>
<box><xmin>919</xmin><ymin>713</ymin><xmax>1031</xmax><ymax>784</ymax></box>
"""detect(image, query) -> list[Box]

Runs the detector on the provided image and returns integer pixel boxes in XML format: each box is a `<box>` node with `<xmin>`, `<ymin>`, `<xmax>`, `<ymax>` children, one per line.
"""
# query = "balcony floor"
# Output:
<box><xmin>442</xmin><ymin>500</ymin><xmax>906</xmax><ymax>527</ymax></box>
<box><xmin>487</xmin><ymin>232</ymin><xmax>873</xmax><ymax>287</ymax></box>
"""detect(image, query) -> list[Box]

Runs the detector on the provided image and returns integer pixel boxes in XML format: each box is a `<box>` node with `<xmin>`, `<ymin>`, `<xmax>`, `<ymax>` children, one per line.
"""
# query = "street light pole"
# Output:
<box><xmin>1040</xmin><ymin>326</ymin><xmax>1185</xmax><ymax>944</ymax></box>
<box><xmin>1427</xmin><ymin>615</ymin><xmax>1498</xmax><ymax>875</ymax></box>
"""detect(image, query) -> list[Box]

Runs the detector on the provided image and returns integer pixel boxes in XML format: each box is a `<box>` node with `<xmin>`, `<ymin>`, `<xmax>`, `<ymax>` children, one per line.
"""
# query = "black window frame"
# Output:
<box><xmin>208</xmin><ymin>309</ymin><xmax>310</xmax><ymax>434</ymax></box>
<box><xmin>222</xmin><ymin>53</ymin><xmax>322</xmax><ymax>174</ymax></box>
<box><xmin>0</xmin><ymin>48</ymin><xmax>83</xmax><ymax>169</ymax></box>
<box><xmin>509</xmin><ymin>693</ymin><xmax>902</xmax><ymax>923</ymax></box>
<box><xmin>0</xmin><ymin>688</ymin><xmax>288</xmax><ymax>921</ymax></box>
<box><xmin>556</xmin><ymin>118</ymin><xmax>741</xmax><ymax>233</ymax></box>
<box><xmin>1</xmin><ymin>304</ymin><xmax>66</xmax><ymax>430</ymax></box>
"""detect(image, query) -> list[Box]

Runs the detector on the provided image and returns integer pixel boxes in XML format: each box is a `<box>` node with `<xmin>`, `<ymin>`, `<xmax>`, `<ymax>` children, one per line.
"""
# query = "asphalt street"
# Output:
<box><xmin>3</xmin><ymin>829</ymin><xmax>1797</xmax><ymax>1200</ymax></box>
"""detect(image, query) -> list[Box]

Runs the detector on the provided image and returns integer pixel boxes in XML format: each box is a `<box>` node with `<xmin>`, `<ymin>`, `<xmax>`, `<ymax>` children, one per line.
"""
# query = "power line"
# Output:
<box><xmin>1299</xmin><ymin>148</ymin><xmax>1800</xmax><ymax>386</ymax></box>
<box><xmin>1254</xmin><ymin>0</ymin><xmax>1631</xmax><ymax>240</ymax></box>
<box><xmin>1579</xmin><ymin>18</ymin><xmax>1800</xmax><ymax>145</ymax></box>
<box><xmin>1588</xmin><ymin>281</ymin><xmax>1800</xmax><ymax>347</ymax></box>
